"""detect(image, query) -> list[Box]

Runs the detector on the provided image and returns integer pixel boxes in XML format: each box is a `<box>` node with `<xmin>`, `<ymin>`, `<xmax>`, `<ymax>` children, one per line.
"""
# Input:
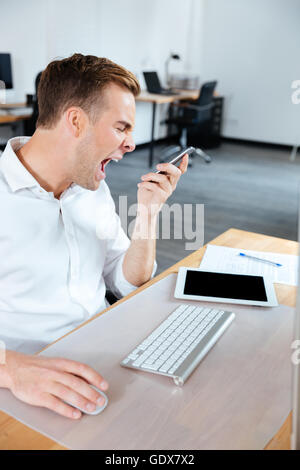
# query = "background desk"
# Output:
<box><xmin>0</xmin><ymin>102</ymin><xmax>30</xmax><ymax>123</ymax></box>
<box><xmin>0</xmin><ymin>228</ymin><xmax>296</xmax><ymax>449</ymax></box>
<box><xmin>136</xmin><ymin>90</ymin><xmax>199</xmax><ymax>167</ymax></box>
<box><xmin>0</xmin><ymin>114</ymin><xmax>32</xmax><ymax>125</ymax></box>
<box><xmin>0</xmin><ymin>103</ymin><xmax>32</xmax><ymax>150</ymax></box>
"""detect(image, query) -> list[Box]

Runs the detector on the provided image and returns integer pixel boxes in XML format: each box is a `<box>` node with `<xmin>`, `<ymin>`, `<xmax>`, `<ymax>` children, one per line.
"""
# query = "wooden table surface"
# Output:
<box><xmin>0</xmin><ymin>102</ymin><xmax>27</xmax><ymax>109</ymax></box>
<box><xmin>0</xmin><ymin>228</ymin><xmax>296</xmax><ymax>450</ymax></box>
<box><xmin>136</xmin><ymin>89</ymin><xmax>199</xmax><ymax>104</ymax></box>
<box><xmin>0</xmin><ymin>114</ymin><xmax>31</xmax><ymax>124</ymax></box>
<box><xmin>0</xmin><ymin>102</ymin><xmax>32</xmax><ymax>125</ymax></box>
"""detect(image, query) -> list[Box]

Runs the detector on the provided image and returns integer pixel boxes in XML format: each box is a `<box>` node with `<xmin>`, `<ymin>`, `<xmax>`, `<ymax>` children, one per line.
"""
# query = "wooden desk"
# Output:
<box><xmin>136</xmin><ymin>90</ymin><xmax>199</xmax><ymax>167</ymax></box>
<box><xmin>136</xmin><ymin>90</ymin><xmax>199</xmax><ymax>105</ymax></box>
<box><xmin>0</xmin><ymin>102</ymin><xmax>27</xmax><ymax>109</ymax></box>
<box><xmin>0</xmin><ymin>228</ymin><xmax>296</xmax><ymax>449</ymax></box>
<box><xmin>0</xmin><ymin>102</ymin><xmax>32</xmax><ymax>125</ymax></box>
<box><xmin>0</xmin><ymin>114</ymin><xmax>32</xmax><ymax>125</ymax></box>
<box><xmin>0</xmin><ymin>107</ymin><xmax>32</xmax><ymax>149</ymax></box>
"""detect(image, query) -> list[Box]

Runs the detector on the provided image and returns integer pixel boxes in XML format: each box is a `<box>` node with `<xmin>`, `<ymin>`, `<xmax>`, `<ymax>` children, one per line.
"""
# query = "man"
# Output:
<box><xmin>0</xmin><ymin>54</ymin><xmax>188</xmax><ymax>419</ymax></box>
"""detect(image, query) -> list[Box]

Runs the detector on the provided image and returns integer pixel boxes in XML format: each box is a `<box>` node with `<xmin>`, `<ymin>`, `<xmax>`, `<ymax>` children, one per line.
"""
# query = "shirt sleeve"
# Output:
<box><xmin>99</xmin><ymin>184</ymin><xmax>157</xmax><ymax>299</ymax></box>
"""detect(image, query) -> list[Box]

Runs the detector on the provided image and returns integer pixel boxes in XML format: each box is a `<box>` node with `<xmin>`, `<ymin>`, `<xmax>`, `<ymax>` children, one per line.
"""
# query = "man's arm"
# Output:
<box><xmin>122</xmin><ymin>154</ymin><xmax>188</xmax><ymax>286</ymax></box>
<box><xmin>122</xmin><ymin>209</ymin><xmax>157</xmax><ymax>286</ymax></box>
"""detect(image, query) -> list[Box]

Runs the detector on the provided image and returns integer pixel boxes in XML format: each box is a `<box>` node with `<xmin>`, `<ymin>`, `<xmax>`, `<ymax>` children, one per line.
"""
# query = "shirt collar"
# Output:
<box><xmin>0</xmin><ymin>137</ymin><xmax>40</xmax><ymax>192</ymax></box>
<box><xmin>0</xmin><ymin>136</ymin><xmax>85</xmax><ymax>197</ymax></box>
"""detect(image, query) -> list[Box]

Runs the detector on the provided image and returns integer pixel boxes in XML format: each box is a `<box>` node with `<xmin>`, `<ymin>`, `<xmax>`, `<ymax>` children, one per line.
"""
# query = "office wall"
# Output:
<box><xmin>1</xmin><ymin>0</ymin><xmax>298</xmax><ymax>147</ymax></box>
<box><xmin>0</xmin><ymin>0</ymin><xmax>204</xmax><ymax>145</ymax></box>
<box><xmin>201</xmin><ymin>0</ymin><xmax>300</xmax><ymax>146</ymax></box>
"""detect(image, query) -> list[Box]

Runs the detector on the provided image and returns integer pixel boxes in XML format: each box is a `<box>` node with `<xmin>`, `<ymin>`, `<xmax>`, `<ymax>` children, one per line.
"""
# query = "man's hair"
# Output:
<box><xmin>36</xmin><ymin>53</ymin><xmax>140</xmax><ymax>128</ymax></box>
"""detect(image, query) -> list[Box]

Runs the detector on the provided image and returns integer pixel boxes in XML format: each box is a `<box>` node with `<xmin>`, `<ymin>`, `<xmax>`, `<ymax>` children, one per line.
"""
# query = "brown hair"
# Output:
<box><xmin>36</xmin><ymin>53</ymin><xmax>140</xmax><ymax>128</ymax></box>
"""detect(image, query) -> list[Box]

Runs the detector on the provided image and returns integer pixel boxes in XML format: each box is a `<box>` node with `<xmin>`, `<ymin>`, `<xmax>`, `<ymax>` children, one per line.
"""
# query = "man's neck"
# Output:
<box><xmin>15</xmin><ymin>130</ymin><xmax>73</xmax><ymax>199</ymax></box>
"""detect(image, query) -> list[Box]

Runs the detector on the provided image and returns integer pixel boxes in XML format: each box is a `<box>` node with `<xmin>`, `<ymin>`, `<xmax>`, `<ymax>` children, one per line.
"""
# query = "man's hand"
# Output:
<box><xmin>1</xmin><ymin>350</ymin><xmax>108</xmax><ymax>419</ymax></box>
<box><xmin>123</xmin><ymin>154</ymin><xmax>188</xmax><ymax>287</ymax></box>
<box><xmin>137</xmin><ymin>153</ymin><xmax>188</xmax><ymax>215</ymax></box>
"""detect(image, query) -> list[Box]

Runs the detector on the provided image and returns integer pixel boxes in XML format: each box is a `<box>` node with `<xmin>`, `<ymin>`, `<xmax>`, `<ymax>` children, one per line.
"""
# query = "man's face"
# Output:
<box><xmin>72</xmin><ymin>83</ymin><xmax>136</xmax><ymax>191</ymax></box>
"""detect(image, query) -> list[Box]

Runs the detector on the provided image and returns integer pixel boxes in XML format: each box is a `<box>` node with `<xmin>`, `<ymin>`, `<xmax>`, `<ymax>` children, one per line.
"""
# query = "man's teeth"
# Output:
<box><xmin>112</xmin><ymin>158</ymin><xmax>119</xmax><ymax>162</ymax></box>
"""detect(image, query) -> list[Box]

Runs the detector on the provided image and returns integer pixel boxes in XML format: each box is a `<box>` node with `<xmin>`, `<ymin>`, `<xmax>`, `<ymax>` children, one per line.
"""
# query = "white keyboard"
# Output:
<box><xmin>121</xmin><ymin>304</ymin><xmax>235</xmax><ymax>386</ymax></box>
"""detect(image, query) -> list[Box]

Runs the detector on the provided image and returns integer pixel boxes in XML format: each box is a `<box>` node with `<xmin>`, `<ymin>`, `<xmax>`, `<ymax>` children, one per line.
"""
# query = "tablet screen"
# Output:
<box><xmin>183</xmin><ymin>271</ymin><xmax>268</xmax><ymax>301</ymax></box>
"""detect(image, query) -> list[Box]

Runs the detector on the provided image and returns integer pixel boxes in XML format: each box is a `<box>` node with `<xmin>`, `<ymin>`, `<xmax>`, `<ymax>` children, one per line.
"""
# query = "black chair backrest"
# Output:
<box><xmin>33</xmin><ymin>71</ymin><xmax>43</xmax><ymax>118</ymax></box>
<box><xmin>24</xmin><ymin>71</ymin><xmax>43</xmax><ymax>136</ymax></box>
<box><xmin>196</xmin><ymin>81</ymin><xmax>217</xmax><ymax>106</ymax></box>
<box><xmin>180</xmin><ymin>81</ymin><xmax>217</xmax><ymax>124</ymax></box>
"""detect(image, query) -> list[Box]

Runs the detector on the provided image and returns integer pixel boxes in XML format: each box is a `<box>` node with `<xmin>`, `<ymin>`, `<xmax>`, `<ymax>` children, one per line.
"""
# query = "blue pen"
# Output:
<box><xmin>239</xmin><ymin>252</ymin><xmax>282</xmax><ymax>267</ymax></box>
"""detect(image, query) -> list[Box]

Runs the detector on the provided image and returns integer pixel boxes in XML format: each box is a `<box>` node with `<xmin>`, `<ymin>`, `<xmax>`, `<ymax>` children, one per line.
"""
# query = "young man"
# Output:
<box><xmin>0</xmin><ymin>54</ymin><xmax>188</xmax><ymax>419</ymax></box>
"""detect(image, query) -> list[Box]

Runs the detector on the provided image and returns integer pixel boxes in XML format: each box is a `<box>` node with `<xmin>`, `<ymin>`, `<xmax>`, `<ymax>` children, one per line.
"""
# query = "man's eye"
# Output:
<box><xmin>117</xmin><ymin>128</ymin><xmax>126</xmax><ymax>132</ymax></box>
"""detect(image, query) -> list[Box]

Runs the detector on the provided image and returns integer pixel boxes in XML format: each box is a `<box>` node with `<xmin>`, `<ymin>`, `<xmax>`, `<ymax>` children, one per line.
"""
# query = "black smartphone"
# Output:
<box><xmin>154</xmin><ymin>146</ymin><xmax>195</xmax><ymax>174</ymax></box>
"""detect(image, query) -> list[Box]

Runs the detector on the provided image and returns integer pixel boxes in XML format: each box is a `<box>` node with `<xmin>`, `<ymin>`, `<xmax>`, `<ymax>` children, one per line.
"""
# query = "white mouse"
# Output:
<box><xmin>65</xmin><ymin>385</ymin><xmax>108</xmax><ymax>416</ymax></box>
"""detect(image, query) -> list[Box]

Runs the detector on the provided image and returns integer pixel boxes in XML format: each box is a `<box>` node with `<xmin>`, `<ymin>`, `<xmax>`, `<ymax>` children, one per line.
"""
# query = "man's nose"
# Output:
<box><xmin>123</xmin><ymin>134</ymin><xmax>135</xmax><ymax>153</ymax></box>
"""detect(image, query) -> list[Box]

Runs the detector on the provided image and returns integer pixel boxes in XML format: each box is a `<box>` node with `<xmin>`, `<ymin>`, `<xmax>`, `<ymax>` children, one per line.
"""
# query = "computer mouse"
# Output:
<box><xmin>65</xmin><ymin>385</ymin><xmax>108</xmax><ymax>416</ymax></box>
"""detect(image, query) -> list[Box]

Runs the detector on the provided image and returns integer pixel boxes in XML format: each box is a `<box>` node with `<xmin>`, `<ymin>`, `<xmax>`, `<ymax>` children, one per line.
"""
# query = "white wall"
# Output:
<box><xmin>1</xmin><ymin>0</ymin><xmax>299</xmax><ymax>146</ymax></box>
<box><xmin>201</xmin><ymin>0</ymin><xmax>300</xmax><ymax>146</ymax></box>
<box><xmin>0</xmin><ymin>0</ymin><xmax>204</xmax><ymax>145</ymax></box>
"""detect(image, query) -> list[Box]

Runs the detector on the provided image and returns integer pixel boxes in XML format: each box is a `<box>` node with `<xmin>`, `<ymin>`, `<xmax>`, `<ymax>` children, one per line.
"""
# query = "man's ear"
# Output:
<box><xmin>64</xmin><ymin>107</ymin><xmax>88</xmax><ymax>137</ymax></box>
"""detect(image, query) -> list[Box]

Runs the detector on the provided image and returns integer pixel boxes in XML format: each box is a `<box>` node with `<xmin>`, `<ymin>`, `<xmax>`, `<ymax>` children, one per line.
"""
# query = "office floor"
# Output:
<box><xmin>106</xmin><ymin>141</ymin><xmax>300</xmax><ymax>274</ymax></box>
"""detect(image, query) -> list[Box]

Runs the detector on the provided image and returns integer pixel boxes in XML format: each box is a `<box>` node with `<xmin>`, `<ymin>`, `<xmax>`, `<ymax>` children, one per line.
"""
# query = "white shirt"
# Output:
<box><xmin>0</xmin><ymin>137</ymin><xmax>152</xmax><ymax>353</ymax></box>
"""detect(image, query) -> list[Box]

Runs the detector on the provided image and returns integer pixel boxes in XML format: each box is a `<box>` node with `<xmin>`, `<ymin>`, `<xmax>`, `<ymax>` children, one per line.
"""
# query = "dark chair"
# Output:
<box><xmin>105</xmin><ymin>290</ymin><xmax>119</xmax><ymax>305</ymax></box>
<box><xmin>24</xmin><ymin>71</ymin><xmax>42</xmax><ymax>136</ymax></box>
<box><xmin>161</xmin><ymin>81</ymin><xmax>218</xmax><ymax>164</ymax></box>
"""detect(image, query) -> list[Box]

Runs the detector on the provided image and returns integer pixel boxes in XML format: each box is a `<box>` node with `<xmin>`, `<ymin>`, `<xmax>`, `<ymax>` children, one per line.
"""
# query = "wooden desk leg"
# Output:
<box><xmin>149</xmin><ymin>101</ymin><xmax>157</xmax><ymax>168</ymax></box>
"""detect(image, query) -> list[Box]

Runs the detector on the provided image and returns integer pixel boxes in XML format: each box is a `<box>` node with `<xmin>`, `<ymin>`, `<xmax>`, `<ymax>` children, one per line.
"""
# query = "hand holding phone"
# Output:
<box><xmin>153</xmin><ymin>147</ymin><xmax>195</xmax><ymax>174</ymax></box>
<box><xmin>138</xmin><ymin>147</ymin><xmax>191</xmax><ymax>207</ymax></box>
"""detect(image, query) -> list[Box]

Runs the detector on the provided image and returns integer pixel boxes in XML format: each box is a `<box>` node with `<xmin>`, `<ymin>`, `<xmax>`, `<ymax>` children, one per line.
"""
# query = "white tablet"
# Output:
<box><xmin>174</xmin><ymin>267</ymin><xmax>278</xmax><ymax>307</ymax></box>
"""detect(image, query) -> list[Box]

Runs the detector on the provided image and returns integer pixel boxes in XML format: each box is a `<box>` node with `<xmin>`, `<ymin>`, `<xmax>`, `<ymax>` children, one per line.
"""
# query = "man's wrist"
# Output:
<box><xmin>133</xmin><ymin>207</ymin><xmax>159</xmax><ymax>240</ymax></box>
<box><xmin>136</xmin><ymin>202</ymin><xmax>161</xmax><ymax>221</ymax></box>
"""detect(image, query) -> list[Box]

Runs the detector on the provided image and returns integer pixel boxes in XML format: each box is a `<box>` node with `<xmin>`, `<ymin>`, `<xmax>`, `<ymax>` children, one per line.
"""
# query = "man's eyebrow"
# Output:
<box><xmin>116</xmin><ymin>120</ymin><xmax>133</xmax><ymax>130</ymax></box>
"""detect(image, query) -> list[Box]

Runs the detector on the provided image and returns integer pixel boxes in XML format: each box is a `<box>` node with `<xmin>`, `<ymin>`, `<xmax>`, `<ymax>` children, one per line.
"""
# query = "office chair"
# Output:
<box><xmin>24</xmin><ymin>71</ymin><xmax>42</xmax><ymax>135</ymax></box>
<box><xmin>161</xmin><ymin>81</ymin><xmax>218</xmax><ymax>165</ymax></box>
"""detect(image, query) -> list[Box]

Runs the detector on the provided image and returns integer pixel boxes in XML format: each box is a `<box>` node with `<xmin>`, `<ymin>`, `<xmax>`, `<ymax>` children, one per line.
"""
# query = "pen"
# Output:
<box><xmin>238</xmin><ymin>252</ymin><xmax>282</xmax><ymax>267</ymax></box>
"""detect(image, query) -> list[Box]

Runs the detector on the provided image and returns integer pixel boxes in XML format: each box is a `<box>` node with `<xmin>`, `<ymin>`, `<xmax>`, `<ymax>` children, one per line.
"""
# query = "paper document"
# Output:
<box><xmin>199</xmin><ymin>244</ymin><xmax>298</xmax><ymax>286</ymax></box>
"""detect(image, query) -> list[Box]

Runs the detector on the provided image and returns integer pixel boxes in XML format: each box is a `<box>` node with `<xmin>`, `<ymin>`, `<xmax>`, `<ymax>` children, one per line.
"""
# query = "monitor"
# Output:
<box><xmin>143</xmin><ymin>71</ymin><xmax>162</xmax><ymax>93</ymax></box>
<box><xmin>0</xmin><ymin>53</ymin><xmax>13</xmax><ymax>89</ymax></box>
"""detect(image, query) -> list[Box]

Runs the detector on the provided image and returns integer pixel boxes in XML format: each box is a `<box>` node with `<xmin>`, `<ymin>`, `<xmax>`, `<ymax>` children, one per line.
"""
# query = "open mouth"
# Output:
<box><xmin>95</xmin><ymin>157</ymin><xmax>121</xmax><ymax>182</ymax></box>
<box><xmin>101</xmin><ymin>157</ymin><xmax>122</xmax><ymax>170</ymax></box>
<box><xmin>101</xmin><ymin>158</ymin><xmax>111</xmax><ymax>172</ymax></box>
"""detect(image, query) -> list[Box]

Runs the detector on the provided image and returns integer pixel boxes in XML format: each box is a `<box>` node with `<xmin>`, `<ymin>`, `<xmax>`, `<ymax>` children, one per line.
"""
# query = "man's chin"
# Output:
<box><xmin>72</xmin><ymin>177</ymin><xmax>101</xmax><ymax>192</ymax></box>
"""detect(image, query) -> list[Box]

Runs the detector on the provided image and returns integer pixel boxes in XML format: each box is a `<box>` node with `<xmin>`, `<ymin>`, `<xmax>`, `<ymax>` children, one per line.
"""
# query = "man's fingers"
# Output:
<box><xmin>138</xmin><ymin>181</ymin><xmax>166</xmax><ymax>198</ymax></box>
<box><xmin>49</xmin><ymin>357</ymin><xmax>108</xmax><ymax>391</ymax></box>
<box><xmin>42</xmin><ymin>393</ymin><xmax>82</xmax><ymax>420</ymax></box>
<box><xmin>178</xmin><ymin>154</ymin><xmax>189</xmax><ymax>174</ymax></box>
<box><xmin>49</xmin><ymin>370</ymin><xmax>105</xmax><ymax>405</ymax></box>
<box><xmin>156</xmin><ymin>155</ymin><xmax>188</xmax><ymax>176</ymax></box>
<box><xmin>47</xmin><ymin>382</ymin><xmax>99</xmax><ymax>414</ymax></box>
<box><xmin>155</xmin><ymin>163</ymin><xmax>182</xmax><ymax>181</ymax></box>
<box><xmin>141</xmin><ymin>172</ymin><xmax>172</xmax><ymax>193</ymax></box>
